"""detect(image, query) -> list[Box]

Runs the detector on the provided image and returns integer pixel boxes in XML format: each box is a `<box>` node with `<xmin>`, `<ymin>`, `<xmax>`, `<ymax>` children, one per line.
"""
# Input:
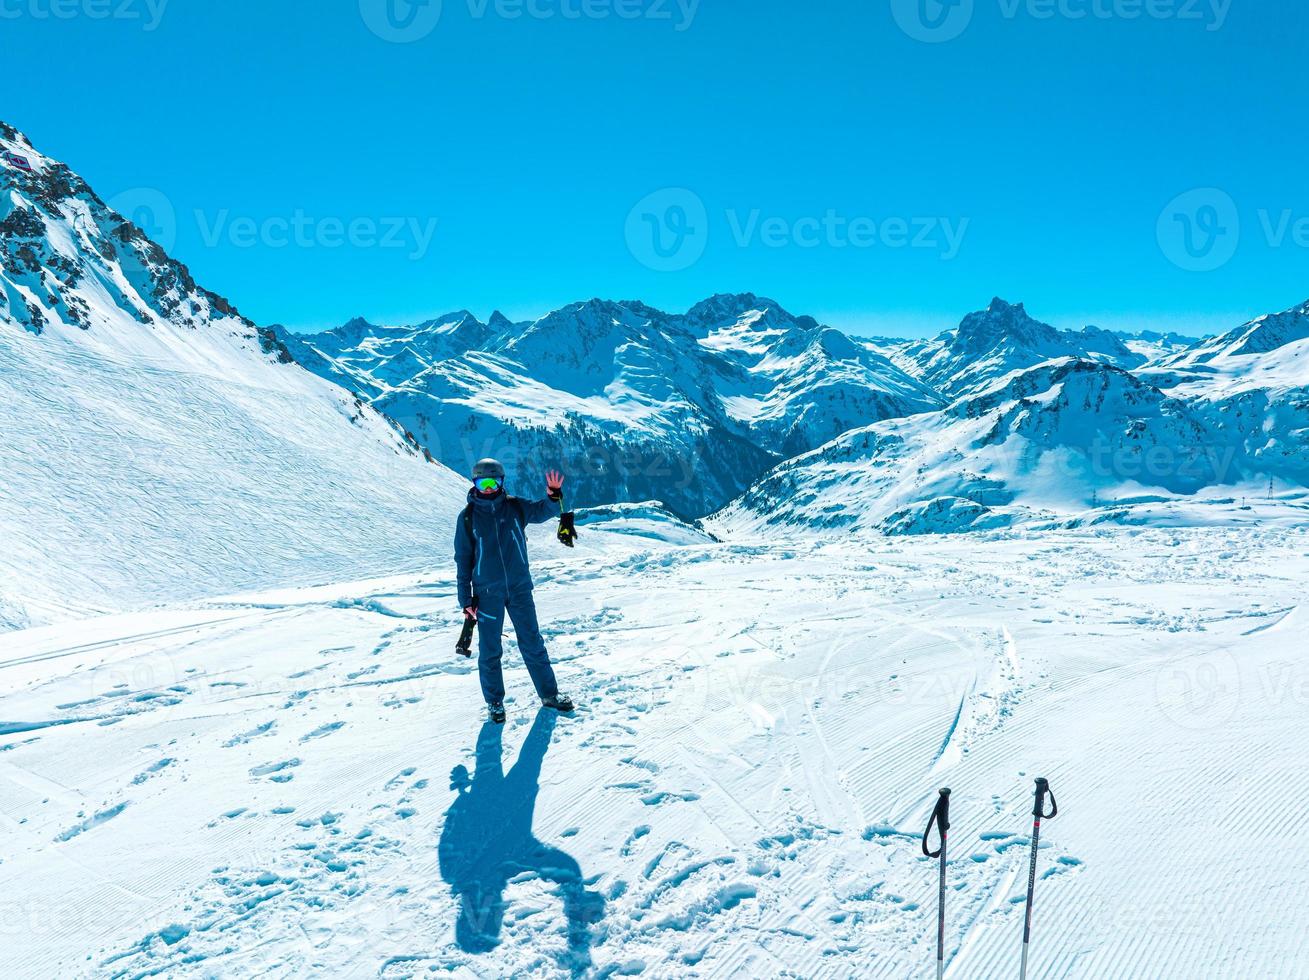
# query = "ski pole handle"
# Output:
<box><xmin>922</xmin><ymin>787</ymin><xmax>951</xmax><ymax>857</ymax></box>
<box><xmin>1032</xmin><ymin>777</ymin><xmax>1057</xmax><ymax>819</ymax></box>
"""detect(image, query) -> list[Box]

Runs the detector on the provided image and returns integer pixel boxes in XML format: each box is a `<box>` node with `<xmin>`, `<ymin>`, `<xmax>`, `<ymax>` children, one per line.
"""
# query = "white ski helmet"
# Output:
<box><xmin>471</xmin><ymin>458</ymin><xmax>505</xmax><ymax>483</ymax></box>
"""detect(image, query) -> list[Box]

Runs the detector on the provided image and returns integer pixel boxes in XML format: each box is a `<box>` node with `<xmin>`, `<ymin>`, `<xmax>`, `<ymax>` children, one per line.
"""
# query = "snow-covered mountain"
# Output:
<box><xmin>1135</xmin><ymin>300</ymin><xmax>1309</xmax><ymax>491</ymax></box>
<box><xmin>1149</xmin><ymin>299</ymin><xmax>1309</xmax><ymax>389</ymax></box>
<box><xmin>278</xmin><ymin>293</ymin><xmax>940</xmax><ymax>516</ymax></box>
<box><xmin>893</xmin><ymin>298</ymin><xmax>1145</xmax><ymax>398</ymax></box>
<box><xmin>0</xmin><ymin>121</ymin><xmax>467</xmax><ymax>629</ymax></box>
<box><xmin>718</xmin><ymin>298</ymin><xmax>1309</xmax><ymax>535</ymax></box>
<box><xmin>278</xmin><ymin>282</ymin><xmax>1307</xmax><ymax>535</ymax></box>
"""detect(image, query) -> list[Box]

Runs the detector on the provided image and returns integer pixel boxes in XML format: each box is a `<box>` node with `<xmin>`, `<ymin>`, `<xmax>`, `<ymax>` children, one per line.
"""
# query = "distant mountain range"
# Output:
<box><xmin>272</xmin><ymin>295</ymin><xmax>943</xmax><ymax>515</ymax></box>
<box><xmin>279</xmin><ymin>292</ymin><xmax>1306</xmax><ymax>531</ymax></box>
<box><xmin>720</xmin><ymin>300</ymin><xmax>1309</xmax><ymax>534</ymax></box>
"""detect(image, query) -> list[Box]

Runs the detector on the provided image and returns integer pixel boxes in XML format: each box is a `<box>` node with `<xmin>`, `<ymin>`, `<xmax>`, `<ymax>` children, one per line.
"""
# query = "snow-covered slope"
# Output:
<box><xmin>894</xmin><ymin>298</ymin><xmax>1145</xmax><ymax>398</ymax></box>
<box><xmin>1148</xmin><ymin>299</ymin><xmax>1309</xmax><ymax>391</ymax></box>
<box><xmin>4</xmin><ymin>526</ymin><xmax>1307</xmax><ymax>977</ymax></box>
<box><xmin>279</xmin><ymin>294</ymin><xmax>940</xmax><ymax>516</ymax></box>
<box><xmin>1134</xmin><ymin>301</ymin><xmax>1309</xmax><ymax>481</ymax></box>
<box><xmin>0</xmin><ymin>121</ymin><xmax>467</xmax><ymax>629</ymax></box>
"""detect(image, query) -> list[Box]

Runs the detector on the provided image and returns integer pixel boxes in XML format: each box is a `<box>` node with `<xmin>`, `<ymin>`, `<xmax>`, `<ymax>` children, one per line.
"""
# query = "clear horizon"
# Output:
<box><xmin>3</xmin><ymin>1</ymin><xmax>1305</xmax><ymax>340</ymax></box>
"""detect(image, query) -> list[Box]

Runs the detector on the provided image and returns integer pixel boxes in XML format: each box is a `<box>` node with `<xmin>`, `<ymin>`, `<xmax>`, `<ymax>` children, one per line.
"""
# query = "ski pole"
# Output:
<box><xmin>922</xmin><ymin>788</ymin><xmax>951</xmax><ymax>980</ymax></box>
<box><xmin>1019</xmin><ymin>777</ymin><xmax>1058</xmax><ymax>980</ymax></box>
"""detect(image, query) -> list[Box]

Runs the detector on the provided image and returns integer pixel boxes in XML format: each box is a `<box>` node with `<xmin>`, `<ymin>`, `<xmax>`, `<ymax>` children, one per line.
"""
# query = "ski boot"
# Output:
<box><xmin>541</xmin><ymin>693</ymin><xmax>575</xmax><ymax>713</ymax></box>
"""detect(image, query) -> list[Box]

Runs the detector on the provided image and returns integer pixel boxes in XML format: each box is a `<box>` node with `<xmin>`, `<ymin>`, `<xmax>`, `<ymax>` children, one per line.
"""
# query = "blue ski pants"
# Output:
<box><xmin>475</xmin><ymin>589</ymin><xmax>558</xmax><ymax>705</ymax></box>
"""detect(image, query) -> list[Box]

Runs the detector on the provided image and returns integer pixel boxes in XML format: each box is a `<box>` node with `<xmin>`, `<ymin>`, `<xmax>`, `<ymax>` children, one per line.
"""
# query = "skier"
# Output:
<box><xmin>455</xmin><ymin>458</ymin><xmax>576</xmax><ymax>724</ymax></box>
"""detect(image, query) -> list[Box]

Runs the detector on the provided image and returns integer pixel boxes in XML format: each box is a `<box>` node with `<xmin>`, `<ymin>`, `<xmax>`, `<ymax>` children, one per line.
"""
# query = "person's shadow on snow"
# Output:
<box><xmin>439</xmin><ymin>709</ymin><xmax>604</xmax><ymax>971</ymax></box>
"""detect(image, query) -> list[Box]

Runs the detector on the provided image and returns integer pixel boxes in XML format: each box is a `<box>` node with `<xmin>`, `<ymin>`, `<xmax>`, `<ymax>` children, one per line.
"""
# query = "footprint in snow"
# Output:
<box><xmin>131</xmin><ymin>758</ymin><xmax>174</xmax><ymax>785</ymax></box>
<box><xmin>223</xmin><ymin>721</ymin><xmax>276</xmax><ymax>748</ymax></box>
<box><xmin>299</xmin><ymin>722</ymin><xmax>345</xmax><ymax>742</ymax></box>
<box><xmin>250</xmin><ymin>759</ymin><xmax>301</xmax><ymax>782</ymax></box>
<box><xmin>55</xmin><ymin>802</ymin><xmax>128</xmax><ymax>842</ymax></box>
<box><xmin>621</xmin><ymin>825</ymin><xmax>651</xmax><ymax>856</ymax></box>
<box><xmin>206</xmin><ymin>807</ymin><xmax>249</xmax><ymax>827</ymax></box>
<box><xmin>641</xmin><ymin>790</ymin><xmax>701</xmax><ymax>806</ymax></box>
<box><xmin>383</xmin><ymin>767</ymin><xmax>418</xmax><ymax>791</ymax></box>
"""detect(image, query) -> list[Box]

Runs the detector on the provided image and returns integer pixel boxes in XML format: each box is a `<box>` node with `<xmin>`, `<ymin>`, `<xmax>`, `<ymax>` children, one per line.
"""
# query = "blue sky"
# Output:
<box><xmin>2</xmin><ymin>0</ymin><xmax>1305</xmax><ymax>337</ymax></box>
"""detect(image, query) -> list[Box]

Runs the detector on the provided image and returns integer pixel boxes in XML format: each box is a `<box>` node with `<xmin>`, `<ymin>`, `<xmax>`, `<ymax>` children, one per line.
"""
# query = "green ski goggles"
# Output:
<box><xmin>475</xmin><ymin>477</ymin><xmax>503</xmax><ymax>492</ymax></box>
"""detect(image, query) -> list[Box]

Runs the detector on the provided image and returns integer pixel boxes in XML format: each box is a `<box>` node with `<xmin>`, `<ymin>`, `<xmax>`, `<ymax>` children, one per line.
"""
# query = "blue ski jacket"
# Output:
<box><xmin>455</xmin><ymin>490</ymin><xmax>558</xmax><ymax>607</ymax></box>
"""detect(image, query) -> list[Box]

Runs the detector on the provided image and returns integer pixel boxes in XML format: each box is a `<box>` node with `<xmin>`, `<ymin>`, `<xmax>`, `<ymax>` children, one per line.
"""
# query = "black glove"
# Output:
<box><xmin>557</xmin><ymin>511</ymin><xmax>578</xmax><ymax>548</ymax></box>
<box><xmin>456</xmin><ymin>598</ymin><xmax>478</xmax><ymax>657</ymax></box>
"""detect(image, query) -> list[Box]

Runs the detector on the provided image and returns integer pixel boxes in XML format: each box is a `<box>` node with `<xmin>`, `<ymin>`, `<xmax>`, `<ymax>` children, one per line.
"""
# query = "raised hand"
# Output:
<box><xmin>545</xmin><ymin>469</ymin><xmax>565</xmax><ymax>502</ymax></box>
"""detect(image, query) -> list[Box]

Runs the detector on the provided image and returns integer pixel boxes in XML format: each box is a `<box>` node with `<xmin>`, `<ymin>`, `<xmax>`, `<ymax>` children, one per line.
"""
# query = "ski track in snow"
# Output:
<box><xmin>1</xmin><ymin>527</ymin><xmax>1307</xmax><ymax>978</ymax></box>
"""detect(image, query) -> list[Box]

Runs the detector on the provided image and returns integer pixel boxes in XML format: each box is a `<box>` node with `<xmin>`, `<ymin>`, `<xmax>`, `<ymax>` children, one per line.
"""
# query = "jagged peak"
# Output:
<box><xmin>417</xmin><ymin>310</ymin><xmax>483</xmax><ymax>330</ymax></box>
<box><xmin>952</xmin><ymin>298</ymin><xmax>1062</xmax><ymax>350</ymax></box>
<box><xmin>685</xmin><ymin>292</ymin><xmax>774</xmax><ymax>318</ymax></box>
<box><xmin>552</xmin><ymin>297</ymin><xmax>651</xmax><ymax>321</ymax></box>
<box><xmin>614</xmin><ymin>299</ymin><xmax>669</xmax><ymax>320</ymax></box>
<box><xmin>332</xmin><ymin>315</ymin><xmax>378</xmax><ymax>335</ymax></box>
<box><xmin>508</xmin><ymin>299</ymin><xmax>667</xmax><ymax>354</ymax></box>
